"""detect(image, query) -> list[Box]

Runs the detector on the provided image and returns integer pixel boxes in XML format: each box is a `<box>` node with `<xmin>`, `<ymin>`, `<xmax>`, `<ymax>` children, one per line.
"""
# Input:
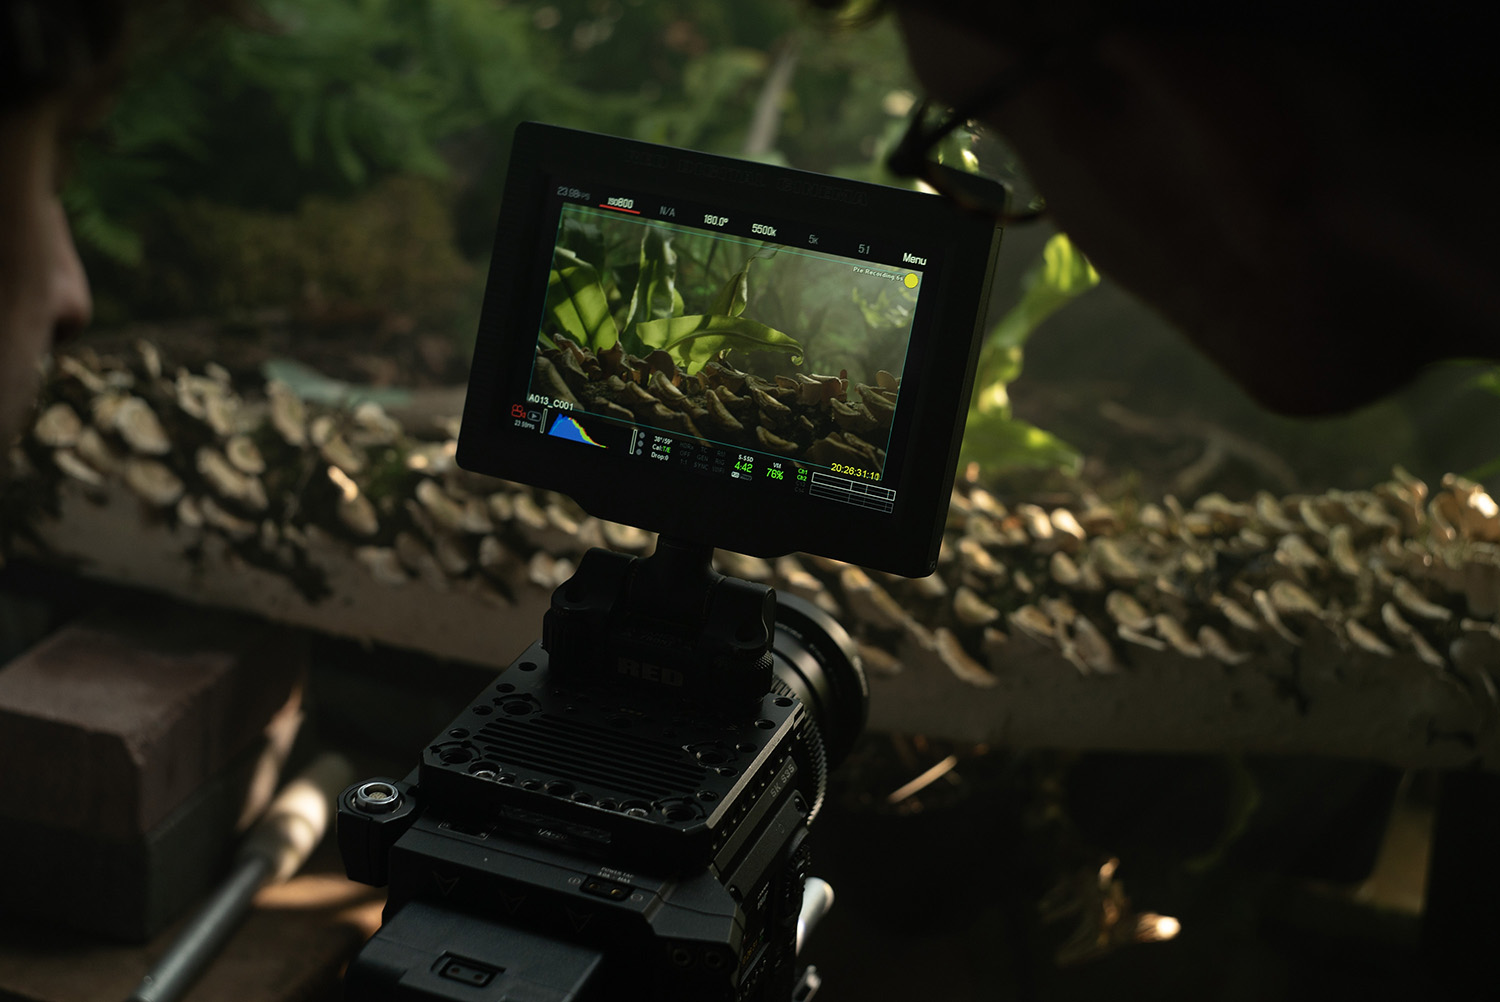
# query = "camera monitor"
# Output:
<box><xmin>459</xmin><ymin>123</ymin><xmax>1002</xmax><ymax>577</ymax></box>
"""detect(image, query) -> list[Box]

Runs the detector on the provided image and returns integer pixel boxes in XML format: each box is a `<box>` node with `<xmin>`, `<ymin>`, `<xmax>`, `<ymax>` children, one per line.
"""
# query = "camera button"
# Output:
<box><xmin>580</xmin><ymin>876</ymin><xmax>631</xmax><ymax>901</ymax></box>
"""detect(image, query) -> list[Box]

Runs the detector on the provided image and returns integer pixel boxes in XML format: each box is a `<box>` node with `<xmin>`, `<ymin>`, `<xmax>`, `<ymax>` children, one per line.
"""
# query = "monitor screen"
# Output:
<box><xmin>458</xmin><ymin>124</ymin><xmax>1002</xmax><ymax>576</ymax></box>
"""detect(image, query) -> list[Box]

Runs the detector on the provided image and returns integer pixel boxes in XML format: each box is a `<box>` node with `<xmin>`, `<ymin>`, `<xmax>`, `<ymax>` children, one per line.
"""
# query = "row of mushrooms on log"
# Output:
<box><xmin>5</xmin><ymin>342</ymin><xmax>1499</xmax><ymax>714</ymax></box>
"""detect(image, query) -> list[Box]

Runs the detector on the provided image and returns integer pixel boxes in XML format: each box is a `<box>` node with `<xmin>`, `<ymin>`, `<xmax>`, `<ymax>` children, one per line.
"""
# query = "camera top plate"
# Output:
<box><xmin>458</xmin><ymin>123</ymin><xmax>1002</xmax><ymax>576</ymax></box>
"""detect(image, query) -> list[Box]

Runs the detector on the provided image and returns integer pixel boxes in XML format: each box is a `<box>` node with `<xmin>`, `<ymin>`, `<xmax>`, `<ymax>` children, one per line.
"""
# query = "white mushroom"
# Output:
<box><xmin>840</xmin><ymin>566</ymin><xmax>907</xmax><ymax>629</ymax></box>
<box><xmin>1008</xmin><ymin>604</ymin><xmax>1056</xmax><ymax>644</ymax></box>
<box><xmin>1050</xmin><ymin>550</ymin><xmax>1083</xmax><ymax>588</ymax></box>
<box><xmin>1116</xmin><ymin>625</ymin><xmax>1168</xmax><ymax>652</ymax></box>
<box><xmin>953</xmin><ymin>586</ymin><xmax>1001</xmax><ymax>627</ymax></box>
<box><xmin>225</xmin><ymin>435</ymin><xmax>266</xmax><ymax>475</ymax></box>
<box><xmin>1327</xmin><ymin>524</ymin><xmax>1362</xmax><ymax>577</ymax></box>
<box><xmin>1153</xmin><ymin>615</ymin><xmax>1203</xmax><ymax>658</ymax></box>
<box><xmin>74</xmin><ymin>426</ymin><xmax>122</xmax><ymax>476</ymax></box>
<box><xmin>320</xmin><ymin>434</ymin><xmax>365</xmax><ymax>476</ymax></box>
<box><xmin>197</xmin><ymin>447</ymin><xmax>268</xmax><ymax>512</ymax></box>
<box><xmin>1212</xmin><ymin>593</ymin><xmax>1262</xmax><ymax>635</ymax></box>
<box><xmin>1345</xmin><ymin>619</ymin><xmax>1396</xmax><ymax>657</ymax></box>
<box><xmin>1090</xmin><ymin>537</ymin><xmax>1141</xmax><ymax>585</ymax></box>
<box><xmin>33</xmin><ymin>402</ymin><xmax>82</xmax><ymax>447</ymax></box>
<box><xmin>1105</xmin><ymin>591</ymin><xmax>1153</xmax><ymax>633</ymax></box>
<box><xmin>1070</xmin><ymin>614</ymin><xmax>1120</xmax><ymax>674</ymax></box>
<box><xmin>1268</xmin><ymin>579</ymin><xmax>1323</xmax><ymax>620</ymax></box>
<box><xmin>1253</xmin><ymin>589</ymin><xmax>1302</xmax><ymax>645</ymax></box>
<box><xmin>350</xmin><ymin>401</ymin><xmax>403</xmax><ymax>447</ymax></box>
<box><xmin>775</xmin><ymin>555</ymin><xmax>825</xmax><ymax>600</ymax></box>
<box><xmin>175</xmin><ymin>495</ymin><xmax>204</xmax><ymax>529</ymax></box>
<box><xmin>1049</xmin><ymin>507</ymin><xmax>1087</xmax><ymax>553</ymax></box>
<box><xmin>135</xmin><ymin>339</ymin><xmax>162</xmax><ymax>380</ymax></box>
<box><xmin>416</xmin><ymin>478</ymin><xmax>468</xmax><ymax>534</ymax></box>
<box><xmin>935</xmin><ymin>628</ymin><xmax>996</xmax><ymax>687</ymax></box>
<box><xmin>1197</xmin><ymin>625</ymin><xmax>1250</xmax><ymax>665</ymax></box>
<box><xmin>337</xmin><ymin>493</ymin><xmax>379</xmax><ymax>537</ymax></box>
<box><xmin>123</xmin><ymin>458</ymin><xmax>184</xmax><ymax>507</ymax></box>
<box><xmin>266</xmin><ymin>380</ymin><xmax>307</xmax><ymax>447</ymax></box>
<box><xmin>1016</xmin><ymin>503</ymin><xmax>1057</xmax><ymax>552</ymax></box>
<box><xmin>1275</xmin><ymin>533</ymin><xmax>1326</xmax><ymax>574</ymax></box>
<box><xmin>1391</xmin><ymin>577</ymin><xmax>1453</xmax><ymax>622</ymax></box>
<box><xmin>53</xmin><ymin>448</ymin><xmax>105</xmax><ymax>487</ymax></box>
<box><xmin>200</xmin><ymin>497</ymin><xmax>256</xmax><ymax>540</ymax></box>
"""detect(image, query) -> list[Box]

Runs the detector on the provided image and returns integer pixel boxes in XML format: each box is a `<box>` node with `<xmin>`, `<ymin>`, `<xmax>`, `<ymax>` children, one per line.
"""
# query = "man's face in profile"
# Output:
<box><xmin>0</xmin><ymin>96</ymin><xmax>92</xmax><ymax>447</ymax></box>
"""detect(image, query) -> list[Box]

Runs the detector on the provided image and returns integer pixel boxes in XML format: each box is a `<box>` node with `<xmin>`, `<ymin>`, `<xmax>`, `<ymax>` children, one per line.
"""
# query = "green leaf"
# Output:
<box><xmin>323</xmin><ymin>94</ymin><xmax>367</xmax><ymax>185</ymax></box>
<box><xmin>1473</xmin><ymin>367</ymin><xmax>1500</xmax><ymax>397</ymax></box>
<box><xmin>634</xmin><ymin>314</ymin><xmax>804</xmax><ymax>375</ymax></box>
<box><xmin>546</xmin><ymin>248</ymin><xmax>619</xmax><ymax>350</ymax></box>
<box><xmin>627</xmin><ymin>226</ymin><xmax>684</xmax><ymax>327</ymax></box>
<box><xmin>988</xmin><ymin>232</ymin><xmax>1100</xmax><ymax>352</ymax></box>
<box><xmin>958</xmin><ymin>411</ymin><xmax>1081</xmax><ymax>474</ymax></box>
<box><xmin>710</xmin><ymin>261</ymin><xmax>750</xmax><ymax>317</ymax></box>
<box><xmin>957</xmin><ymin>235</ymin><xmax>1095</xmax><ymax>475</ymax></box>
<box><xmin>559</xmin><ymin>218</ymin><xmax>607</xmax><ymax>273</ymax></box>
<box><xmin>969</xmin><ymin>233</ymin><xmax>1098</xmax><ymax>421</ymax></box>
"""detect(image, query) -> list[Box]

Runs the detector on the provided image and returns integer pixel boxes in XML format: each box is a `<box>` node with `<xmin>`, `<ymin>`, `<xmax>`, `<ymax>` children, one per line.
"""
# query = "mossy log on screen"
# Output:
<box><xmin>5</xmin><ymin>342</ymin><xmax>1499</xmax><ymax>769</ymax></box>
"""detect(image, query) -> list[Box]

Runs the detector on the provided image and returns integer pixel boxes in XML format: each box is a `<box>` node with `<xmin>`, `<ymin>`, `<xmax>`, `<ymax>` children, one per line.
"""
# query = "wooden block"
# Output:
<box><xmin>0</xmin><ymin>695</ymin><xmax>300</xmax><ymax>942</ymax></box>
<box><xmin>0</xmin><ymin>608</ymin><xmax>305</xmax><ymax>838</ymax></box>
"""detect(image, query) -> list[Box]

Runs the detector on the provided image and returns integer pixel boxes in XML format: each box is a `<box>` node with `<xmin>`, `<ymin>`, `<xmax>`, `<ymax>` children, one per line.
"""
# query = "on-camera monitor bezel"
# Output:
<box><xmin>458</xmin><ymin>122</ymin><xmax>1000</xmax><ymax>577</ymax></box>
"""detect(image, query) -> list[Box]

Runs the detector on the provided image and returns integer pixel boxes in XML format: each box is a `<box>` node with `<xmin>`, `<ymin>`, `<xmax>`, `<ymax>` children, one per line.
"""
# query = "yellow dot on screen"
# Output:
<box><xmin>903</xmin><ymin>273</ymin><xmax>919</xmax><ymax>289</ymax></box>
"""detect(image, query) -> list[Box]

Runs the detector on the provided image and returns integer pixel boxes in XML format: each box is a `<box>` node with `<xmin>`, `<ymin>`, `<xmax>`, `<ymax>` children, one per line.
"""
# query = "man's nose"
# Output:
<box><xmin>47</xmin><ymin>198</ymin><xmax>92</xmax><ymax>344</ymax></box>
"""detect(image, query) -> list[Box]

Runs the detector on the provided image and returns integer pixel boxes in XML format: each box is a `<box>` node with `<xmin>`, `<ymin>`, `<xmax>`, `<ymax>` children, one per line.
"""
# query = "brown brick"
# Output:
<box><xmin>0</xmin><ymin>607</ymin><xmax>305</xmax><ymax>839</ymax></box>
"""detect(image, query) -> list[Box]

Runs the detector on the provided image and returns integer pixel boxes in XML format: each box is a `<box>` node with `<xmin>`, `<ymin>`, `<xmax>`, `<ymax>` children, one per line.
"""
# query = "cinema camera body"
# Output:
<box><xmin>338</xmin><ymin>123</ymin><xmax>1002</xmax><ymax>1000</ymax></box>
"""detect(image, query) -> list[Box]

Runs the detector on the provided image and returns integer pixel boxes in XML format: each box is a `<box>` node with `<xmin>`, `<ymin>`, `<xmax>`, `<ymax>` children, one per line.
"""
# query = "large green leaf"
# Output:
<box><xmin>634</xmin><ymin>314</ymin><xmax>804</xmax><ymax>375</ymax></box>
<box><xmin>966</xmin><ymin>232</ymin><xmax>1098</xmax><ymax>420</ymax></box>
<box><xmin>988</xmin><ymin>232</ymin><xmax>1100</xmax><ymax>353</ymax></box>
<box><xmin>959</xmin><ymin>410</ymin><xmax>1081</xmax><ymax>474</ymax></box>
<box><xmin>971</xmin><ymin>233</ymin><xmax>1100</xmax><ymax>420</ymax></box>
<box><xmin>546</xmin><ymin>248</ymin><xmax>618</xmax><ymax>350</ymax></box>
<box><xmin>627</xmin><ymin>227</ymin><xmax>685</xmax><ymax>326</ymax></box>
<box><xmin>956</xmin><ymin>233</ymin><xmax>1095</xmax><ymax>476</ymax></box>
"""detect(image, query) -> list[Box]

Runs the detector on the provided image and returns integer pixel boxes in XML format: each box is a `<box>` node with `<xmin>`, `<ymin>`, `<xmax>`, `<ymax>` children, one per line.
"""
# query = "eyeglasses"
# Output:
<box><xmin>885</xmin><ymin>74</ymin><xmax>1046</xmax><ymax>226</ymax></box>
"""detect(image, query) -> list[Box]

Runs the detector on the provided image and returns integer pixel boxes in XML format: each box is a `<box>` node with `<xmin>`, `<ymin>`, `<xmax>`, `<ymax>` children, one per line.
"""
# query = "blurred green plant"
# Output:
<box><xmin>65</xmin><ymin>0</ymin><xmax>922</xmax><ymax>325</ymax></box>
<box><xmin>1465</xmin><ymin>368</ymin><xmax>1500</xmax><ymax>481</ymax></box>
<box><xmin>959</xmin><ymin>233</ymin><xmax>1101</xmax><ymax>474</ymax></box>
